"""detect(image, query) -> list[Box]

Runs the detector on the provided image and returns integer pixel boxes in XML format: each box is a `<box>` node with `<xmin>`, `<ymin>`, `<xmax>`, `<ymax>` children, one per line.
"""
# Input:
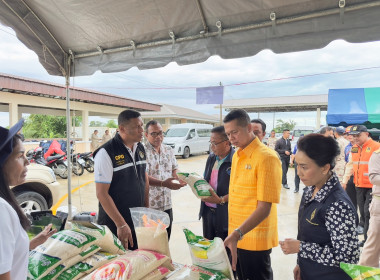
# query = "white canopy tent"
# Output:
<box><xmin>2</xmin><ymin>0</ymin><xmax>380</xmax><ymax>217</ymax></box>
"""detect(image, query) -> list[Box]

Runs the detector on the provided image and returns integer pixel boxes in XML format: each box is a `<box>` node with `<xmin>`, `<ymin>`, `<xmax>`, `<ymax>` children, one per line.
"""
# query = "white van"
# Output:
<box><xmin>163</xmin><ymin>123</ymin><xmax>213</xmax><ymax>158</ymax></box>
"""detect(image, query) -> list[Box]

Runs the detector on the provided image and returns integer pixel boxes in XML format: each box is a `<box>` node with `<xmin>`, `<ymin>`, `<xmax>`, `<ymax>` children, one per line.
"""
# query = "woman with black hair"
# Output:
<box><xmin>0</xmin><ymin>120</ymin><xmax>56</xmax><ymax>280</ymax></box>
<box><xmin>280</xmin><ymin>134</ymin><xmax>360</xmax><ymax>280</ymax></box>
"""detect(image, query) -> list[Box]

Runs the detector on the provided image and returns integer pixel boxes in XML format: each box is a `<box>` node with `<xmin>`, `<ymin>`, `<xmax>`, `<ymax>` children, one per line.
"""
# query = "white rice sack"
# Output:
<box><xmin>130</xmin><ymin>208</ymin><xmax>173</xmax><ymax>270</ymax></box>
<box><xmin>183</xmin><ymin>228</ymin><xmax>234</xmax><ymax>280</ymax></box>
<box><xmin>82</xmin><ymin>249</ymin><xmax>169</xmax><ymax>280</ymax></box>
<box><xmin>166</xmin><ymin>265</ymin><xmax>229</xmax><ymax>280</ymax></box>
<box><xmin>144</xmin><ymin>266</ymin><xmax>170</xmax><ymax>280</ymax></box>
<box><xmin>71</xmin><ymin>222</ymin><xmax>126</xmax><ymax>254</ymax></box>
<box><xmin>28</xmin><ymin>230</ymin><xmax>99</xmax><ymax>279</ymax></box>
<box><xmin>55</xmin><ymin>251</ymin><xmax>118</xmax><ymax>280</ymax></box>
<box><xmin>177</xmin><ymin>172</ymin><xmax>212</xmax><ymax>198</ymax></box>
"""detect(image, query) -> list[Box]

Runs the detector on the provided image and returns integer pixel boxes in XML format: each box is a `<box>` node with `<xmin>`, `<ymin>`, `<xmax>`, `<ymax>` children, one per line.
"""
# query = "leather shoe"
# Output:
<box><xmin>283</xmin><ymin>184</ymin><xmax>290</xmax><ymax>189</ymax></box>
<box><xmin>358</xmin><ymin>240</ymin><xmax>366</xmax><ymax>247</ymax></box>
<box><xmin>356</xmin><ymin>225</ymin><xmax>364</xmax><ymax>235</ymax></box>
<box><xmin>294</xmin><ymin>189</ymin><xmax>299</xmax><ymax>193</ymax></box>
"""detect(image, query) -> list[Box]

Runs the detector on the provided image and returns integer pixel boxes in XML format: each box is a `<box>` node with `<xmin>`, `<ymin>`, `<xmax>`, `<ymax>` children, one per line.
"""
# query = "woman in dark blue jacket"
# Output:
<box><xmin>280</xmin><ymin>134</ymin><xmax>359</xmax><ymax>280</ymax></box>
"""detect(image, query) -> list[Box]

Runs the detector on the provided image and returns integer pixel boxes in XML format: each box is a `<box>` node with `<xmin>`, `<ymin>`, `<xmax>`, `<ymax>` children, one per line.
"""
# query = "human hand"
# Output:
<box><xmin>293</xmin><ymin>265</ymin><xmax>301</xmax><ymax>280</ymax></box>
<box><xmin>342</xmin><ymin>183</ymin><xmax>347</xmax><ymax>190</ymax></box>
<box><xmin>224</xmin><ymin>231</ymin><xmax>239</xmax><ymax>271</ymax></box>
<box><xmin>279</xmin><ymin>238</ymin><xmax>300</xmax><ymax>255</ymax></box>
<box><xmin>285</xmin><ymin>151</ymin><xmax>290</xmax><ymax>156</ymax></box>
<box><xmin>201</xmin><ymin>188</ymin><xmax>222</xmax><ymax>204</ymax></box>
<box><xmin>163</xmin><ymin>178</ymin><xmax>187</xmax><ymax>190</ymax></box>
<box><xmin>290</xmin><ymin>161</ymin><xmax>294</xmax><ymax>167</ymax></box>
<box><xmin>30</xmin><ymin>224</ymin><xmax>57</xmax><ymax>250</ymax></box>
<box><xmin>117</xmin><ymin>224</ymin><xmax>133</xmax><ymax>249</ymax></box>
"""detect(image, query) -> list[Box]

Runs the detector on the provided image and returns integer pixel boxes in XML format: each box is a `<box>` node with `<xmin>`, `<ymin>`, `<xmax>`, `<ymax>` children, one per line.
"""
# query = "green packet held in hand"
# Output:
<box><xmin>340</xmin><ymin>262</ymin><xmax>380</xmax><ymax>280</ymax></box>
<box><xmin>177</xmin><ymin>172</ymin><xmax>212</xmax><ymax>198</ymax></box>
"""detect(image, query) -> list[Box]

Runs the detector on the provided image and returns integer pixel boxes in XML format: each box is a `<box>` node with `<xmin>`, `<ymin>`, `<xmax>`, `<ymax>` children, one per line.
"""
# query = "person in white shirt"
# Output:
<box><xmin>0</xmin><ymin>119</ymin><xmax>56</xmax><ymax>280</ymax></box>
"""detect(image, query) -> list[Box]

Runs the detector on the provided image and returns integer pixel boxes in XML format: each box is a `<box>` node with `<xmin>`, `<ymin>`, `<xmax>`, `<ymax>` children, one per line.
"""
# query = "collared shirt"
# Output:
<box><xmin>145</xmin><ymin>142</ymin><xmax>178</xmax><ymax>211</ymax></box>
<box><xmin>369</xmin><ymin>149</ymin><xmax>380</xmax><ymax>196</ymax></box>
<box><xmin>229</xmin><ymin>137</ymin><xmax>282</xmax><ymax>251</ymax></box>
<box><xmin>299</xmin><ymin>174</ymin><xmax>360</xmax><ymax>267</ymax></box>
<box><xmin>267</xmin><ymin>137</ymin><xmax>277</xmax><ymax>150</ymax></box>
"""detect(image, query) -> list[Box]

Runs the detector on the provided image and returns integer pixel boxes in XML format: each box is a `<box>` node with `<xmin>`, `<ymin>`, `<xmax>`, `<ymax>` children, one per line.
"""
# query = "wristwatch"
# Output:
<box><xmin>234</xmin><ymin>228</ymin><xmax>244</xmax><ymax>240</ymax></box>
<box><xmin>219</xmin><ymin>196</ymin><xmax>225</xmax><ymax>205</ymax></box>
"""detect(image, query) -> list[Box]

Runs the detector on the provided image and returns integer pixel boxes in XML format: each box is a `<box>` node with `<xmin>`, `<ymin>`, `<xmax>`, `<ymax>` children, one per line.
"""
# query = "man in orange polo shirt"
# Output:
<box><xmin>223</xmin><ymin>109</ymin><xmax>282</xmax><ymax>280</ymax></box>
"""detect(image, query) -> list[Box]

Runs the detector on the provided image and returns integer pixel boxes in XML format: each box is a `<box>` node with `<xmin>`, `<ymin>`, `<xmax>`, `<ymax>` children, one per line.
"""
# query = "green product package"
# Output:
<box><xmin>177</xmin><ymin>172</ymin><xmax>212</xmax><ymax>198</ymax></box>
<box><xmin>167</xmin><ymin>265</ymin><xmax>229</xmax><ymax>280</ymax></box>
<box><xmin>183</xmin><ymin>228</ymin><xmax>234</xmax><ymax>280</ymax></box>
<box><xmin>340</xmin><ymin>262</ymin><xmax>380</xmax><ymax>280</ymax></box>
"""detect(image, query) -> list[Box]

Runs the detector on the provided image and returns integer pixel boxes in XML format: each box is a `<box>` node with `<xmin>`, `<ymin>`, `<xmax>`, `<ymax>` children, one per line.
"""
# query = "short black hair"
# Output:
<box><xmin>118</xmin><ymin>110</ymin><xmax>141</xmax><ymax>126</ymax></box>
<box><xmin>297</xmin><ymin>133</ymin><xmax>339</xmax><ymax>170</ymax></box>
<box><xmin>223</xmin><ymin>109</ymin><xmax>250</xmax><ymax>127</ymax></box>
<box><xmin>283</xmin><ymin>129</ymin><xmax>290</xmax><ymax>132</ymax></box>
<box><xmin>251</xmin><ymin>119</ymin><xmax>266</xmax><ymax>133</ymax></box>
<box><xmin>320</xmin><ymin>126</ymin><xmax>333</xmax><ymax>135</ymax></box>
<box><xmin>145</xmin><ymin>120</ymin><xmax>160</xmax><ymax>131</ymax></box>
<box><xmin>211</xmin><ymin>126</ymin><xmax>228</xmax><ymax>140</ymax></box>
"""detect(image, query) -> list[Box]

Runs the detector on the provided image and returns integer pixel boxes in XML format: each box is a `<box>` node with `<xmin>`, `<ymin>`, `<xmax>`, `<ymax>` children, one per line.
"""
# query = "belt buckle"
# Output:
<box><xmin>209</xmin><ymin>207</ymin><xmax>216</xmax><ymax>213</ymax></box>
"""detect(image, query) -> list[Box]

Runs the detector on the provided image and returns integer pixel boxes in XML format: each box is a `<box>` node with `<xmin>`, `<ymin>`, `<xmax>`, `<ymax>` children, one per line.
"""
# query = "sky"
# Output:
<box><xmin>2</xmin><ymin>24</ymin><xmax>380</xmax><ymax>130</ymax></box>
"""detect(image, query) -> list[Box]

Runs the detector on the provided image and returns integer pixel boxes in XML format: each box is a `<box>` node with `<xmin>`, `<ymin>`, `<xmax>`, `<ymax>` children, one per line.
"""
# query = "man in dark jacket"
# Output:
<box><xmin>275</xmin><ymin>129</ymin><xmax>292</xmax><ymax>189</ymax></box>
<box><xmin>199</xmin><ymin>126</ymin><xmax>234</xmax><ymax>240</ymax></box>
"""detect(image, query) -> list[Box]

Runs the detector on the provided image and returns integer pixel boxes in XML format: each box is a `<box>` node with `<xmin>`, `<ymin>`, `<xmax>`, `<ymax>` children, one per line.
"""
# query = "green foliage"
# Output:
<box><xmin>89</xmin><ymin>121</ymin><xmax>104</xmax><ymax>127</ymax></box>
<box><xmin>23</xmin><ymin>115</ymin><xmax>67</xmax><ymax>138</ymax></box>
<box><xmin>105</xmin><ymin>119</ymin><xmax>118</xmax><ymax>128</ymax></box>
<box><xmin>72</xmin><ymin>116</ymin><xmax>82</xmax><ymax>127</ymax></box>
<box><xmin>274</xmin><ymin>119</ymin><xmax>297</xmax><ymax>133</ymax></box>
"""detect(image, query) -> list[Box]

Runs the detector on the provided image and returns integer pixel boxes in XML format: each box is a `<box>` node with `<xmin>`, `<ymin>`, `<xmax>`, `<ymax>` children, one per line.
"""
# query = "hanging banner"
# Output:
<box><xmin>196</xmin><ymin>86</ymin><xmax>224</xmax><ymax>104</ymax></box>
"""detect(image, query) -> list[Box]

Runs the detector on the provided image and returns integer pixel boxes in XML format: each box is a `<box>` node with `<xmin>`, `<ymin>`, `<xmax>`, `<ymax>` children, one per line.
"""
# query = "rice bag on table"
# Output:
<box><xmin>82</xmin><ymin>249</ymin><xmax>169</xmax><ymax>280</ymax></box>
<box><xmin>177</xmin><ymin>172</ymin><xmax>212</xmax><ymax>198</ymax></box>
<box><xmin>183</xmin><ymin>228</ymin><xmax>234</xmax><ymax>280</ymax></box>
<box><xmin>166</xmin><ymin>265</ymin><xmax>229</xmax><ymax>280</ymax></box>
<box><xmin>28</xmin><ymin>230</ymin><xmax>100</xmax><ymax>279</ymax></box>
<box><xmin>144</xmin><ymin>266</ymin><xmax>170</xmax><ymax>280</ymax></box>
<box><xmin>130</xmin><ymin>207</ymin><xmax>174</xmax><ymax>270</ymax></box>
<box><xmin>340</xmin><ymin>262</ymin><xmax>380</xmax><ymax>280</ymax></box>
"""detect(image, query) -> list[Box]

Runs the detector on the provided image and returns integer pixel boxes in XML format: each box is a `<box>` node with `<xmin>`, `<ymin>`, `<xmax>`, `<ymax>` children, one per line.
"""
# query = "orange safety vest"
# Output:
<box><xmin>351</xmin><ymin>138</ymin><xmax>380</xmax><ymax>188</ymax></box>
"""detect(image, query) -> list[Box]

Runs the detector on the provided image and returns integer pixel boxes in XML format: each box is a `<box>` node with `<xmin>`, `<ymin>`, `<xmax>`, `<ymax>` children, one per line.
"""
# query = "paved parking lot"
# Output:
<box><xmin>56</xmin><ymin>154</ymin><xmax>303</xmax><ymax>279</ymax></box>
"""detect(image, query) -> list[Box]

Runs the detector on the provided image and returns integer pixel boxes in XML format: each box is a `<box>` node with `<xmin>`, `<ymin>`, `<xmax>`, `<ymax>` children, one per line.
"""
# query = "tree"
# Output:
<box><xmin>105</xmin><ymin>119</ymin><xmax>118</xmax><ymax>128</ymax></box>
<box><xmin>274</xmin><ymin>119</ymin><xmax>297</xmax><ymax>133</ymax></box>
<box><xmin>90</xmin><ymin>121</ymin><xmax>105</xmax><ymax>127</ymax></box>
<box><xmin>23</xmin><ymin>114</ymin><xmax>67</xmax><ymax>138</ymax></box>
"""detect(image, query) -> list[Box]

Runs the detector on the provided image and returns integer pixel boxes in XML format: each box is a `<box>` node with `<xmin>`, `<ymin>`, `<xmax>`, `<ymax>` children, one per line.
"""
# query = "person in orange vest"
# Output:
<box><xmin>344</xmin><ymin>125</ymin><xmax>380</xmax><ymax>246</ymax></box>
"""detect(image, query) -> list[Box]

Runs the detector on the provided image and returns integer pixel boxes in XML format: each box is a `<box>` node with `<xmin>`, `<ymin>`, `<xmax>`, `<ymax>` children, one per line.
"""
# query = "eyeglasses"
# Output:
<box><xmin>149</xmin><ymin>132</ymin><xmax>164</xmax><ymax>137</ymax></box>
<box><xmin>209</xmin><ymin>139</ymin><xmax>228</xmax><ymax>147</ymax></box>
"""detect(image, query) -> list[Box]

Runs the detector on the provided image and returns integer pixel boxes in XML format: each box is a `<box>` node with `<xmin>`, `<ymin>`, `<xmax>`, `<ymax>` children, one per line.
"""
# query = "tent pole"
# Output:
<box><xmin>65</xmin><ymin>74</ymin><xmax>73</xmax><ymax>220</ymax></box>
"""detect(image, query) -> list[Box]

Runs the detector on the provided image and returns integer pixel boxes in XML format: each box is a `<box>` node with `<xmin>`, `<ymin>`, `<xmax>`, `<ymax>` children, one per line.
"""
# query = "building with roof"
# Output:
<box><xmin>141</xmin><ymin>104</ymin><xmax>219</xmax><ymax>131</ymax></box>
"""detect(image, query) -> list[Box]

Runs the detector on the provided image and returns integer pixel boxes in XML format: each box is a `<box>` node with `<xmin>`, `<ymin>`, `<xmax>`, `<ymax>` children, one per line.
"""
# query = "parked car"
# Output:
<box><xmin>11</xmin><ymin>163</ymin><xmax>60</xmax><ymax>215</ymax></box>
<box><xmin>163</xmin><ymin>123</ymin><xmax>213</xmax><ymax>158</ymax></box>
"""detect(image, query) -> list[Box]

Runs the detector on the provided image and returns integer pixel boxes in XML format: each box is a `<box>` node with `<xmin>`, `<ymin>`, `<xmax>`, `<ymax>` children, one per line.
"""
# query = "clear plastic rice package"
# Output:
<box><xmin>144</xmin><ymin>266</ymin><xmax>170</xmax><ymax>280</ymax></box>
<box><xmin>166</xmin><ymin>265</ymin><xmax>229</xmax><ymax>280</ymax></box>
<box><xmin>82</xmin><ymin>249</ymin><xmax>169</xmax><ymax>280</ymax></box>
<box><xmin>183</xmin><ymin>228</ymin><xmax>234</xmax><ymax>280</ymax></box>
<box><xmin>177</xmin><ymin>172</ymin><xmax>212</xmax><ymax>198</ymax></box>
<box><xmin>130</xmin><ymin>207</ymin><xmax>173</xmax><ymax>270</ymax></box>
<box><xmin>71</xmin><ymin>222</ymin><xmax>126</xmax><ymax>254</ymax></box>
<box><xmin>28</xmin><ymin>230</ymin><xmax>100</xmax><ymax>279</ymax></box>
<box><xmin>340</xmin><ymin>262</ymin><xmax>380</xmax><ymax>279</ymax></box>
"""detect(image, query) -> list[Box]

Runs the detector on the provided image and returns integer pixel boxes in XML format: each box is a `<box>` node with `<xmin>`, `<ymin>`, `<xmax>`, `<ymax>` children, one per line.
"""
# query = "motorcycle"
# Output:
<box><xmin>30</xmin><ymin>147</ymin><xmax>69</xmax><ymax>179</ymax></box>
<box><xmin>71</xmin><ymin>153</ymin><xmax>85</xmax><ymax>176</ymax></box>
<box><xmin>78</xmin><ymin>152</ymin><xmax>94</xmax><ymax>173</ymax></box>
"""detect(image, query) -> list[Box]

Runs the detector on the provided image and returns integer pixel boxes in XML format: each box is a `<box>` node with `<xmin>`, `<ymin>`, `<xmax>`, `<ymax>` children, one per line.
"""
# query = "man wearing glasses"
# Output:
<box><xmin>144</xmin><ymin>120</ymin><xmax>186</xmax><ymax>239</ymax></box>
<box><xmin>199</xmin><ymin>126</ymin><xmax>234</xmax><ymax>241</ymax></box>
<box><xmin>344</xmin><ymin>125</ymin><xmax>380</xmax><ymax>247</ymax></box>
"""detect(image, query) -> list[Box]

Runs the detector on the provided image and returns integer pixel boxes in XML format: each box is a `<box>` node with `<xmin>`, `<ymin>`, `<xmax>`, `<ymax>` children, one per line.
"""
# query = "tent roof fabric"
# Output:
<box><xmin>1</xmin><ymin>0</ymin><xmax>380</xmax><ymax>77</ymax></box>
<box><xmin>327</xmin><ymin>88</ymin><xmax>380</xmax><ymax>128</ymax></box>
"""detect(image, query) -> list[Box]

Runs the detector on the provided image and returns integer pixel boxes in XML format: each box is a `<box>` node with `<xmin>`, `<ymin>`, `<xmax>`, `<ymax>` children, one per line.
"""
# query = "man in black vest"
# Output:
<box><xmin>275</xmin><ymin>129</ymin><xmax>292</xmax><ymax>189</ymax></box>
<box><xmin>94</xmin><ymin>110</ymin><xmax>149</xmax><ymax>250</ymax></box>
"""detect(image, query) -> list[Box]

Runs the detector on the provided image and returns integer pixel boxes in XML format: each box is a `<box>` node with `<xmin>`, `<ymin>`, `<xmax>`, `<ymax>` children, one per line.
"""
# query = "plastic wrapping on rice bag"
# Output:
<box><xmin>166</xmin><ymin>265</ymin><xmax>229</xmax><ymax>280</ymax></box>
<box><xmin>82</xmin><ymin>249</ymin><xmax>169</xmax><ymax>280</ymax></box>
<box><xmin>183</xmin><ymin>228</ymin><xmax>234</xmax><ymax>280</ymax></box>
<box><xmin>71</xmin><ymin>222</ymin><xmax>126</xmax><ymax>254</ymax></box>
<box><xmin>55</xmin><ymin>251</ymin><xmax>119</xmax><ymax>280</ymax></box>
<box><xmin>130</xmin><ymin>207</ymin><xmax>174</xmax><ymax>270</ymax></box>
<box><xmin>340</xmin><ymin>262</ymin><xmax>380</xmax><ymax>279</ymax></box>
<box><xmin>177</xmin><ymin>172</ymin><xmax>212</xmax><ymax>198</ymax></box>
<box><xmin>28</xmin><ymin>230</ymin><xmax>100</xmax><ymax>279</ymax></box>
<box><xmin>144</xmin><ymin>266</ymin><xmax>170</xmax><ymax>280</ymax></box>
